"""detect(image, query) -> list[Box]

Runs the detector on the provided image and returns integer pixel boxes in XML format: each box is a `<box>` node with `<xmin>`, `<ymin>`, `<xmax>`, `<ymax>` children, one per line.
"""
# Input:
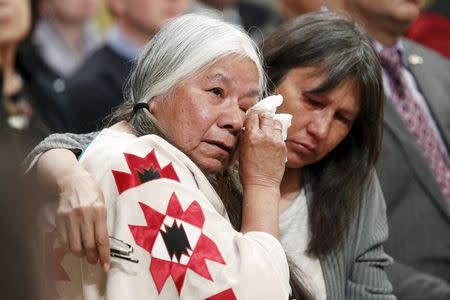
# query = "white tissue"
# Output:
<box><xmin>246</xmin><ymin>94</ymin><xmax>292</xmax><ymax>141</ymax></box>
<box><xmin>246</xmin><ymin>94</ymin><xmax>283</xmax><ymax>117</ymax></box>
<box><xmin>273</xmin><ymin>113</ymin><xmax>292</xmax><ymax>141</ymax></box>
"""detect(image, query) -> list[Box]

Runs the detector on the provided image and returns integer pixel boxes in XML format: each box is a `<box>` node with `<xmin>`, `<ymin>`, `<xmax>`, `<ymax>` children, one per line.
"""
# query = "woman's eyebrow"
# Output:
<box><xmin>207</xmin><ymin>73</ymin><xmax>259</xmax><ymax>97</ymax></box>
<box><xmin>207</xmin><ymin>73</ymin><xmax>235</xmax><ymax>86</ymax></box>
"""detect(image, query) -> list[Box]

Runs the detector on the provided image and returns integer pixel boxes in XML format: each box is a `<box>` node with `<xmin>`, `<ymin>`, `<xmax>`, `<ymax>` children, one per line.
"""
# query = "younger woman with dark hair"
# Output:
<box><xmin>261</xmin><ymin>12</ymin><xmax>391</xmax><ymax>299</ymax></box>
<box><xmin>27</xmin><ymin>12</ymin><xmax>394</xmax><ymax>299</ymax></box>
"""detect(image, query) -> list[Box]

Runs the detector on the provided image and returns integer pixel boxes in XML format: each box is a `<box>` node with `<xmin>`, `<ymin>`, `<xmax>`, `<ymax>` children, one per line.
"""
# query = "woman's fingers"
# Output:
<box><xmin>55</xmin><ymin>214</ymin><xmax>68</xmax><ymax>248</ymax></box>
<box><xmin>272</xmin><ymin>120</ymin><xmax>283</xmax><ymax>140</ymax></box>
<box><xmin>244</xmin><ymin>113</ymin><xmax>259</xmax><ymax>133</ymax></box>
<box><xmin>246</xmin><ymin>113</ymin><xmax>278</xmax><ymax>136</ymax></box>
<box><xmin>65</xmin><ymin>212</ymin><xmax>83</xmax><ymax>257</ymax></box>
<box><xmin>56</xmin><ymin>202</ymin><xmax>110</xmax><ymax>270</ymax></box>
<box><xmin>239</xmin><ymin>112</ymin><xmax>286</xmax><ymax>188</ymax></box>
<box><xmin>80</xmin><ymin>209</ymin><xmax>99</xmax><ymax>264</ymax></box>
<box><xmin>259</xmin><ymin>113</ymin><xmax>274</xmax><ymax>130</ymax></box>
<box><xmin>54</xmin><ymin>167</ymin><xmax>109</xmax><ymax>271</ymax></box>
<box><xmin>94</xmin><ymin>205</ymin><xmax>110</xmax><ymax>272</ymax></box>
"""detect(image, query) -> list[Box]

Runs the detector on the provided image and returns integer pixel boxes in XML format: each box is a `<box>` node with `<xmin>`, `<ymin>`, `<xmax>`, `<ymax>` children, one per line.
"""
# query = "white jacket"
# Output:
<box><xmin>44</xmin><ymin>129</ymin><xmax>290</xmax><ymax>300</ymax></box>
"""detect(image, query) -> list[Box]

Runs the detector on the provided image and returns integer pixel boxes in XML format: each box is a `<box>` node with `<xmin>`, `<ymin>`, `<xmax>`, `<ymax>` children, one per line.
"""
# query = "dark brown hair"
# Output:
<box><xmin>261</xmin><ymin>11</ymin><xmax>383</xmax><ymax>257</ymax></box>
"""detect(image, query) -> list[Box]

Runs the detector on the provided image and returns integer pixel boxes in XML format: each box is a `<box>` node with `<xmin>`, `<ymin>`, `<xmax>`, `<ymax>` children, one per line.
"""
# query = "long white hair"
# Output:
<box><xmin>127</xmin><ymin>13</ymin><xmax>265</xmax><ymax>106</ymax></box>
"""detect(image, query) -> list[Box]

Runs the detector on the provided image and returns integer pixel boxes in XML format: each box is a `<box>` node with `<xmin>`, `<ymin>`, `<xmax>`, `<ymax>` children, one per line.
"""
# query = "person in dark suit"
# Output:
<box><xmin>192</xmin><ymin>0</ymin><xmax>282</xmax><ymax>42</ymax></box>
<box><xmin>62</xmin><ymin>0</ymin><xmax>190</xmax><ymax>133</ymax></box>
<box><xmin>322</xmin><ymin>0</ymin><xmax>450</xmax><ymax>299</ymax></box>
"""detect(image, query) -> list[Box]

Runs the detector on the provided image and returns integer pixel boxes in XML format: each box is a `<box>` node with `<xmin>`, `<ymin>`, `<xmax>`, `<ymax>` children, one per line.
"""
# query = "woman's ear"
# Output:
<box><xmin>149</xmin><ymin>95</ymin><xmax>164</xmax><ymax>114</ymax></box>
<box><xmin>149</xmin><ymin>100</ymin><xmax>157</xmax><ymax>114</ymax></box>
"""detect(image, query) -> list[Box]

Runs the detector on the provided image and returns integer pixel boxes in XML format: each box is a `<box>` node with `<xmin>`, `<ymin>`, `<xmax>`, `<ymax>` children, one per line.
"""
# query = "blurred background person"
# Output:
<box><xmin>0</xmin><ymin>0</ymin><xmax>58</xmax><ymax>160</ymax></box>
<box><xmin>33</xmin><ymin>0</ymin><xmax>101</xmax><ymax>79</ymax></box>
<box><xmin>276</xmin><ymin>0</ymin><xmax>322</xmax><ymax>19</ymax></box>
<box><xmin>18</xmin><ymin>0</ymin><xmax>102</xmax><ymax>132</ymax></box>
<box><xmin>191</xmin><ymin>0</ymin><xmax>282</xmax><ymax>42</ymax></box>
<box><xmin>0</xmin><ymin>2</ymin><xmax>48</xmax><ymax>296</ymax></box>
<box><xmin>324</xmin><ymin>0</ymin><xmax>450</xmax><ymax>299</ymax></box>
<box><xmin>61</xmin><ymin>0</ymin><xmax>190</xmax><ymax>134</ymax></box>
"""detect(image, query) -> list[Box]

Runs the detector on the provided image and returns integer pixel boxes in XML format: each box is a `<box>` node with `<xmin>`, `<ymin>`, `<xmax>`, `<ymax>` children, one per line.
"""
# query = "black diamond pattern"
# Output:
<box><xmin>137</xmin><ymin>167</ymin><xmax>161</xmax><ymax>183</ymax></box>
<box><xmin>160</xmin><ymin>221</ymin><xmax>191</xmax><ymax>261</ymax></box>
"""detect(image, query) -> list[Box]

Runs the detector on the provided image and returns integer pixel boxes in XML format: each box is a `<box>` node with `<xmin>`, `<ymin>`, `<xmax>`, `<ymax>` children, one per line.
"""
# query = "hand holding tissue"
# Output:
<box><xmin>246</xmin><ymin>95</ymin><xmax>293</xmax><ymax>141</ymax></box>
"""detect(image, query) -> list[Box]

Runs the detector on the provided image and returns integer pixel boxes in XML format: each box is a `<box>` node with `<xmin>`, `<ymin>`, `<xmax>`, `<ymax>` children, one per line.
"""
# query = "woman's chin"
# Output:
<box><xmin>197</xmin><ymin>158</ymin><xmax>229</xmax><ymax>175</ymax></box>
<box><xmin>285</xmin><ymin>153</ymin><xmax>303</xmax><ymax>169</ymax></box>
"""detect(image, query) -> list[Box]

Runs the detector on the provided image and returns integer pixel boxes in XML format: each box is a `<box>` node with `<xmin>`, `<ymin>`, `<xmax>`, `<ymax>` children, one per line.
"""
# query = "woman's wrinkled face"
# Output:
<box><xmin>0</xmin><ymin>0</ymin><xmax>31</xmax><ymax>46</ymax></box>
<box><xmin>151</xmin><ymin>55</ymin><xmax>260</xmax><ymax>174</ymax></box>
<box><xmin>275</xmin><ymin>67</ymin><xmax>360</xmax><ymax>169</ymax></box>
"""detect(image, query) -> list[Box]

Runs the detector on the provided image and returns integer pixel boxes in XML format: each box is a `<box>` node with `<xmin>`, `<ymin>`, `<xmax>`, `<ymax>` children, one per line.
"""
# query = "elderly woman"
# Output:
<box><xmin>35</xmin><ymin>14</ymin><xmax>290</xmax><ymax>299</ymax></box>
<box><xmin>28</xmin><ymin>12</ymin><xmax>395</xmax><ymax>299</ymax></box>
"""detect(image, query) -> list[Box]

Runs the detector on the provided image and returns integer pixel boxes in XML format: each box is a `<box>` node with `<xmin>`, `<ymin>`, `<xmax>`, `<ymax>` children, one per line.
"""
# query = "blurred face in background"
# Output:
<box><xmin>0</xmin><ymin>0</ymin><xmax>31</xmax><ymax>47</ymax></box>
<box><xmin>277</xmin><ymin>0</ymin><xmax>322</xmax><ymax>19</ymax></box>
<box><xmin>200</xmin><ymin>0</ymin><xmax>238</xmax><ymax>10</ymax></box>
<box><xmin>341</xmin><ymin>0</ymin><xmax>420</xmax><ymax>33</ymax></box>
<box><xmin>43</xmin><ymin>0</ymin><xmax>100</xmax><ymax>24</ymax></box>
<box><xmin>111</xmin><ymin>0</ymin><xmax>190</xmax><ymax>39</ymax></box>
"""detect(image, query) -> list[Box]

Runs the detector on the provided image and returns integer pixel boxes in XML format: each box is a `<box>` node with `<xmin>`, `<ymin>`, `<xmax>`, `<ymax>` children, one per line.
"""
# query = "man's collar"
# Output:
<box><xmin>373</xmin><ymin>39</ymin><xmax>408</xmax><ymax>67</ymax></box>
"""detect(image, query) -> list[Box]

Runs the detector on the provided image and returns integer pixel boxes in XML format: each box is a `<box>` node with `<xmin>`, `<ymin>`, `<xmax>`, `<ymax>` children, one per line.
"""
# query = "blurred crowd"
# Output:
<box><xmin>1</xmin><ymin>0</ymin><xmax>449</xmax><ymax>299</ymax></box>
<box><xmin>3</xmin><ymin>0</ymin><xmax>450</xmax><ymax>157</ymax></box>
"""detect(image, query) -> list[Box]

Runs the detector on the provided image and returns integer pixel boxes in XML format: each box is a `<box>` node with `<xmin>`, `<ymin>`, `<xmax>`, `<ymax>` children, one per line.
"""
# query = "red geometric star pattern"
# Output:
<box><xmin>207</xmin><ymin>288</ymin><xmax>237</xmax><ymax>300</ymax></box>
<box><xmin>112</xmin><ymin>149</ymin><xmax>180</xmax><ymax>194</ymax></box>
<box><xmin>128</xmin><ymin>192</ymin><xmax>225</xmax><ymax>295</ymax></box>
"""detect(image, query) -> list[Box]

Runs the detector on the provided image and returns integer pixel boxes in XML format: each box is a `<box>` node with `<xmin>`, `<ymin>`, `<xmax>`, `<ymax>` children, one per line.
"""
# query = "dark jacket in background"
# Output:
<box><xmin>237</xmin><ymin>1</ymin><xmax>282</xmax><ymax>42</ymax></box>
<box><xmin>377</xmin><ymin>39</ymin><xmax>450</xmax><ymax>300</ymax></box>
<box><xmin>62</xmin><ymin>45</ymin><xmax>134</xmax><ymax>133</ymax></box>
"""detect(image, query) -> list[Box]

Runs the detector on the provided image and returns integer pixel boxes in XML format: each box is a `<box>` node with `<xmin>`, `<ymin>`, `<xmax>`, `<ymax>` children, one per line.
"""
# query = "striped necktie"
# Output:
<box><xmin>379</xmin><ymin>47</ymin><xmax>450</xmax><ymax>205</ymax></box>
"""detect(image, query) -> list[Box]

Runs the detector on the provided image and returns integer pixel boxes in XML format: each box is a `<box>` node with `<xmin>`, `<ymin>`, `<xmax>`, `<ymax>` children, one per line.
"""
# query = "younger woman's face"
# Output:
<box><xmin>275</xmin><ymin>67</ymin><xmax>360</xmax><ymax>169</ymax></box>
<box><xmin>0</xmin><ymin>0</ymin><xmax>31</xmax><ymax>46</ymax></box>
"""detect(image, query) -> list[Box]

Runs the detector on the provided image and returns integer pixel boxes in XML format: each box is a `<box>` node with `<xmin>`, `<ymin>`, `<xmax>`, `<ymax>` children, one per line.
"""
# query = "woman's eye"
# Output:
<box><xmin>336</xmin><ymin>114</ymin><xmax>351</xmax><ymax>125</ymax></box>
<box><xmin>209</xmin><ymin>87</ymin><xmax>224</xmax><ymax>97</ymax></box>
<box><xmin>305</xmin><ymin>96</ymin><xmax>321</xmax><ymax>107</ymax></box>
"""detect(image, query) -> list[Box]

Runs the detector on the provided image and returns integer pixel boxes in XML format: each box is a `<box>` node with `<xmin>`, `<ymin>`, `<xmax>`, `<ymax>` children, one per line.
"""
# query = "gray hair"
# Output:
<box><xmin>111</xmin><ymin>13</ymin><xmax>265</xmax><ymax>137</ymax></box>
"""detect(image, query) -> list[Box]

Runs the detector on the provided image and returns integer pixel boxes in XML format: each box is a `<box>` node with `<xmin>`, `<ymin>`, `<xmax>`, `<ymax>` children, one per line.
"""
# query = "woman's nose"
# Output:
<box><xmin>307</xmin><ymin>111</ymin><xmax>333</xmax><ymax>140</ymax></box>
<box><xmin>217</xmin><ymin>101</ymin><xmax>245</xmax><ymax>133</ymax></box>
